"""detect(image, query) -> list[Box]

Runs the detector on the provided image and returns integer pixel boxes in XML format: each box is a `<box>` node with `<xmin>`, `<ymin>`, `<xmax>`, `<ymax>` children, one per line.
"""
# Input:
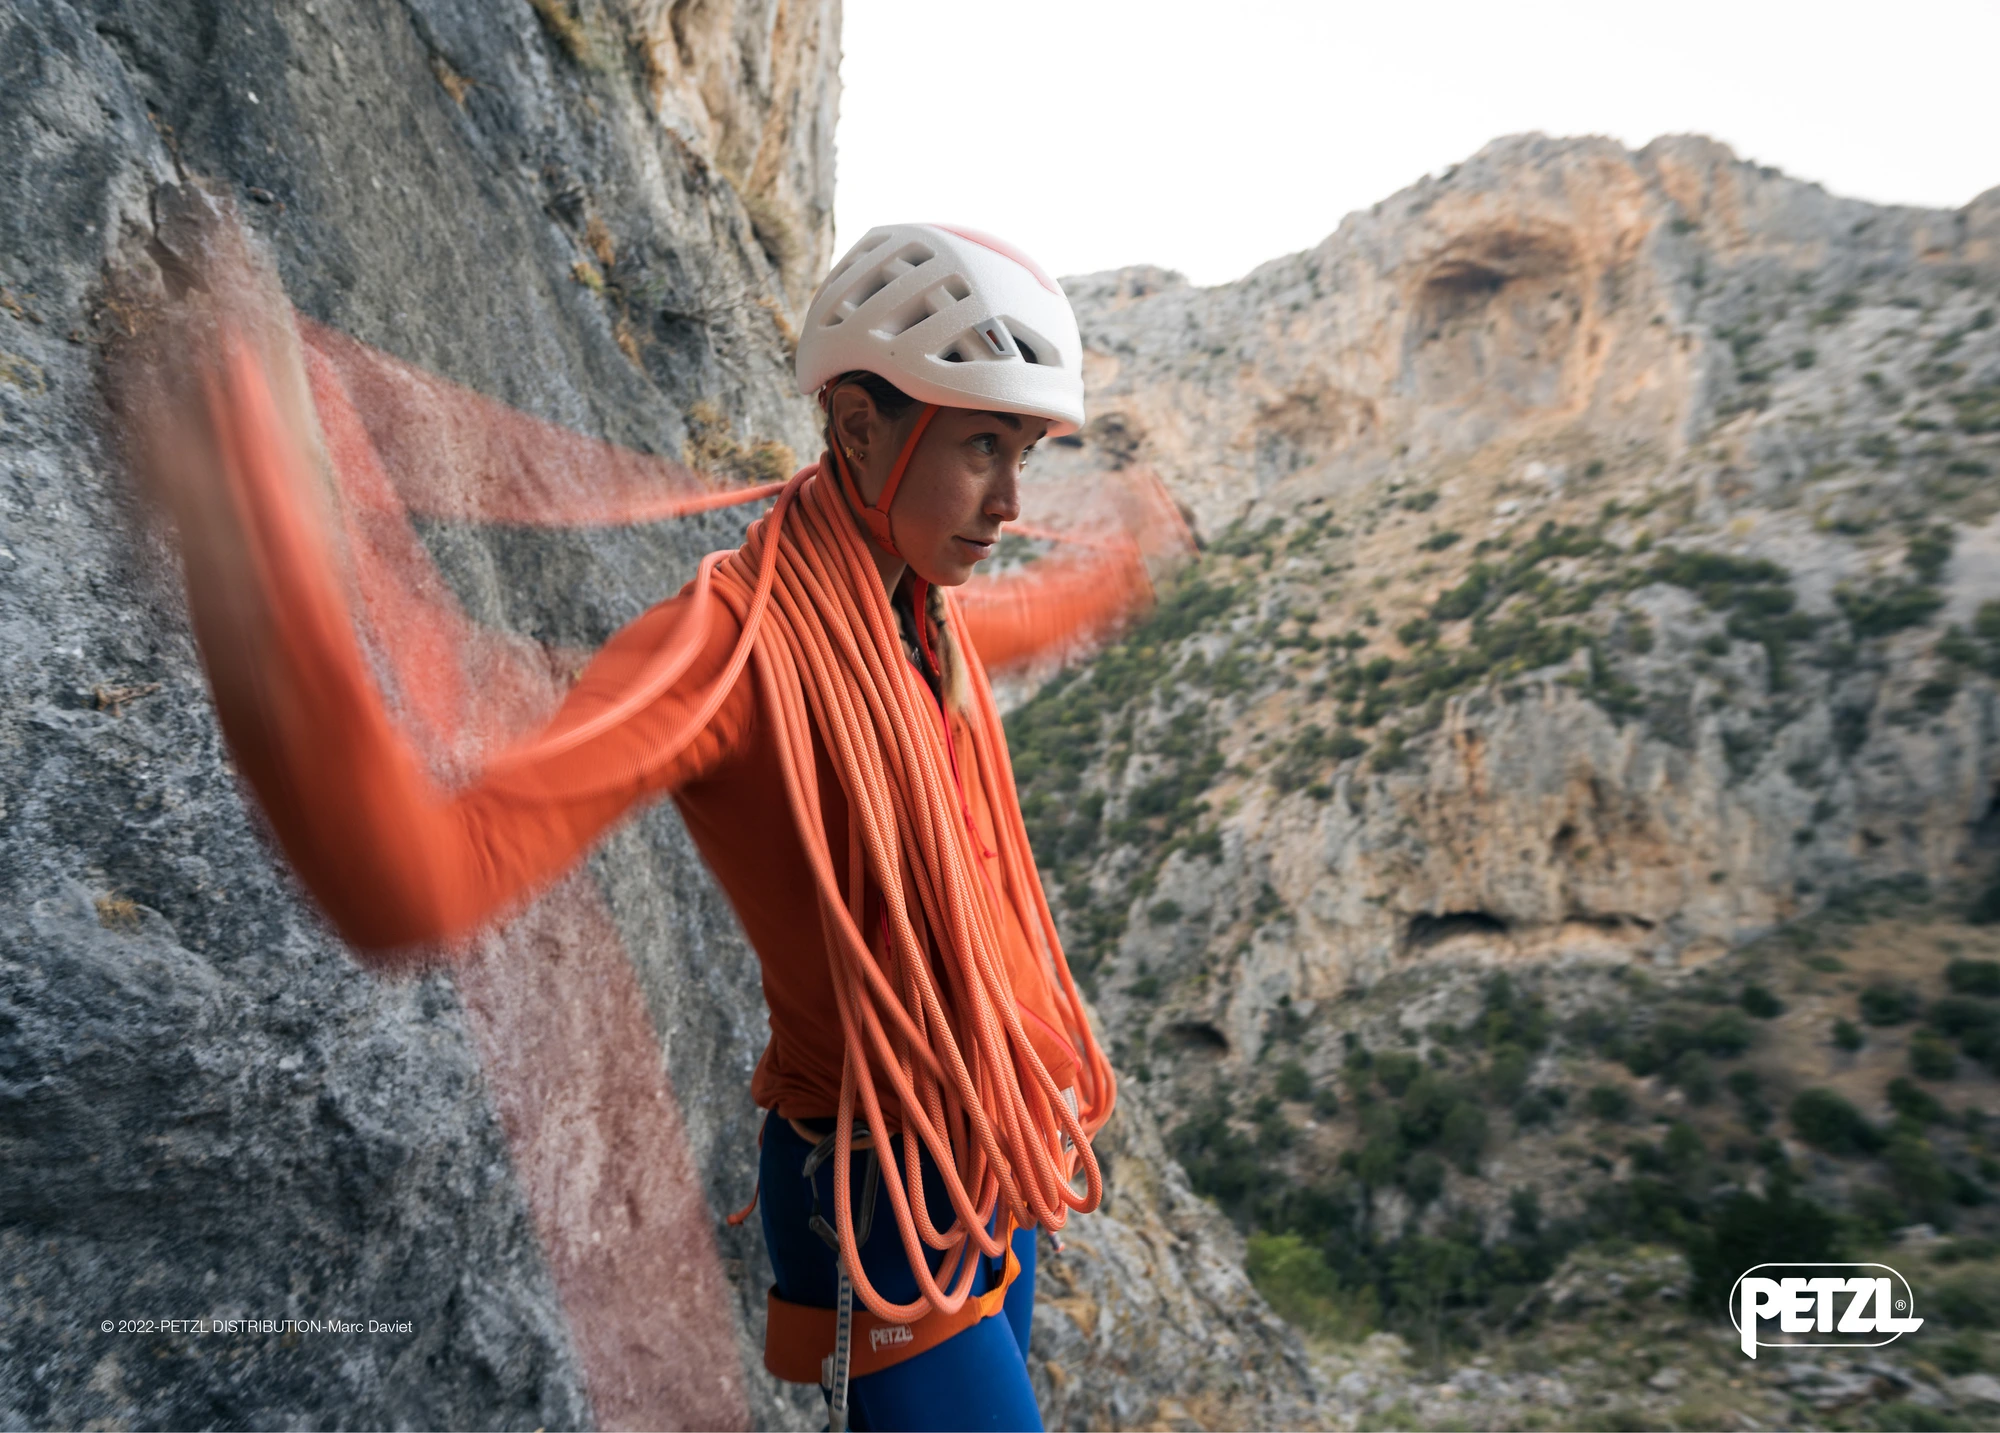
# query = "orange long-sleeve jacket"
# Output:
<box><xmin>179</xmin><ymin>333</ymin><xmax>1146</xmax><ymax>1127</ymax></box>
<box><xmin>226</xmin><ymin>542</ymin><xmax>1085</xmax><ymax>1118</ymax></box>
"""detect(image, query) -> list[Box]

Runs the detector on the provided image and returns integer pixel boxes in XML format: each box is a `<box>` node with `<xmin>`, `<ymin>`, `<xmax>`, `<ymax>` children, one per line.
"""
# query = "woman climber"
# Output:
<box><xmin>144</xmin><ymin>221</ymin><xmax>1121</xmax><ymax>1431</ymax></box>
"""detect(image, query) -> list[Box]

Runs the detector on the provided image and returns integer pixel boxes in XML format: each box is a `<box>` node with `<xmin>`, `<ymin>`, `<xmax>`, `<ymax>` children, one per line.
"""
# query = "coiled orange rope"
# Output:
<box><xmin>701</xmin><ymin>471</ymin><xmax>1115</xmax><ymax>1322</ymax></box>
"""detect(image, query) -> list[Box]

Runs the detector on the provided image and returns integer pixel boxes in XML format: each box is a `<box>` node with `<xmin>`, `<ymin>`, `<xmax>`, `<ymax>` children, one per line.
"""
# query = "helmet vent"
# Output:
<box><xmin>973</xmin><ymin>319</ymin><xmax>1017</xmax><ymax>359</ymax></box>
<box><xmin>1005</xmin><ymin>319</ymin><xmax>1061</xmax><ymax>369</ymax></box>
<box><xmin>851</xmin><ymin>243</ymin><xmax>938</xmax><ymax>312</ymax></box>
<box><xmin>877</xmin><ymin>278</ymin><xmax>970</xmax><ymax>338</ymax></box>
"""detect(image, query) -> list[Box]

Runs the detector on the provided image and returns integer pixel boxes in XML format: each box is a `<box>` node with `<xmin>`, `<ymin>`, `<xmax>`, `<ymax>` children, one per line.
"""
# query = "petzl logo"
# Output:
<box><xmin>1731</xmin><ymin>1262</ymin><xmax>1923</xmax><ymax>1359</ymax></box>
<box><xmin>869</xmin><ymin>1324</ymin><xmax>913</xmax><ymax>1352</ymax></box>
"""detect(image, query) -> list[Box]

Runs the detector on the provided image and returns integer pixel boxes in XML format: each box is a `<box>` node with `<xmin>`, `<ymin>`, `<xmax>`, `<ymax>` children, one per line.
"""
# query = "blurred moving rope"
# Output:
<box><xmin>292</xmin><ymin>316</ymin><xmax>1181</xmax><ymax>780</ymax></box>
<box><xmin>299</xmin><ymin>317</ymin><xmax>785</xmax><ymax>528</ymax></box>
<box><xmin>193</xmin><ymin>323</ymin><xmax>1115</xmax><ymax>1326</ymax></box>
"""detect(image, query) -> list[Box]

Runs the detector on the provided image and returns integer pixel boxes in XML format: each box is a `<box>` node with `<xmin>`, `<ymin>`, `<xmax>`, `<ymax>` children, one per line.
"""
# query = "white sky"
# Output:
<box><xmin>834</xmin><ymin>0</ymin><xmax>2000</xmax><ymax>288</ymax></box>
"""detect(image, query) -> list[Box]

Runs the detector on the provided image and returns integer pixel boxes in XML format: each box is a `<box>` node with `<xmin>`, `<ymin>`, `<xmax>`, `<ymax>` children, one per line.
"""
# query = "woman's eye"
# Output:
<box><xmin>970</xmin><ymin>434</ymin><xmax>998</xmax><ymax>456</ymax></box>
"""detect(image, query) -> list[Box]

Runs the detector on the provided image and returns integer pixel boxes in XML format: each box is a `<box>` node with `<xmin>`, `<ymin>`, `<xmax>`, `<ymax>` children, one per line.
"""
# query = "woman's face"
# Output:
<box><xmin>830</xmin><ymin>386</ymin><xmax>1046</xmax><ymax>587</ymax></box>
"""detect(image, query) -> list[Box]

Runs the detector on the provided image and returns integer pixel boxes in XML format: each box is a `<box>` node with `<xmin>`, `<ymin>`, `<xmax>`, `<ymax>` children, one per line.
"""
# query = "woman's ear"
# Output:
<box><xmin>828</xmin><ymin>384</ymin><xmax>878</xmax><ymax>465</ymax></box>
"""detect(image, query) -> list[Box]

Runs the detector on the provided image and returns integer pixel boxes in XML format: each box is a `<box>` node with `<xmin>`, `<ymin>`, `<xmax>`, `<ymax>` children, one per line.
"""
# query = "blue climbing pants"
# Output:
<box><xmin>758</xmin><ymin>1112</ymin><xmax>1044</xmax><ymax>1432</ymax></box>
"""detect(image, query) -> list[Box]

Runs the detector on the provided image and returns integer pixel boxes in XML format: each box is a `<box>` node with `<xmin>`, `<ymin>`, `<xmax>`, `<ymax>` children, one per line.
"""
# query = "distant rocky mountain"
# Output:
<box><xmin>1005</xmin><ymin>133</ymin><xmax>2000</xmax><ymax>1421</ymax></box>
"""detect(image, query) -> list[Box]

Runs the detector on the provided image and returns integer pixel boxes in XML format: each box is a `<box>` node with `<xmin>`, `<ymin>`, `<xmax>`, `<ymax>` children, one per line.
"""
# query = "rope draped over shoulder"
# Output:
<box><xmin>696</xmin><ymin>468</ymin><xmax>1115</xmax><ymax>1323</ymax></box>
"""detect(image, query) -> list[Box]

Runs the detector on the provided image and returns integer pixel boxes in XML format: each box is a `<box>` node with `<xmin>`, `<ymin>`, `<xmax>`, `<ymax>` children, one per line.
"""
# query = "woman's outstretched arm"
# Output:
<box><xmin>155</xmin><ymin>332</ymin><xmax>748</xmax><ymax>962</ymax></box>
<box><xmin>952</xmin><ymin>541</ymin><xmax>1155</xmax><ymax>672</ymax></box>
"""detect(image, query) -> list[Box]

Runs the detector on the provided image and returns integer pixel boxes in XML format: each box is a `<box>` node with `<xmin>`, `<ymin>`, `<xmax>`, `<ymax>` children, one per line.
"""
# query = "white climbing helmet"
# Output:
<box><xmin>797</xmin><ymin>223</ymin><xmax>1085</xmax><ymax>436</ymax></box>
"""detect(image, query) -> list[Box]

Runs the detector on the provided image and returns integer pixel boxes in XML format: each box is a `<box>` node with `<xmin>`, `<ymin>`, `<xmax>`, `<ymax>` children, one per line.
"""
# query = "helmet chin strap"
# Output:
<box><xmin>827</xmin><ymin>402</ymin><xmax>939</xmax><ymax>562</ymax></box>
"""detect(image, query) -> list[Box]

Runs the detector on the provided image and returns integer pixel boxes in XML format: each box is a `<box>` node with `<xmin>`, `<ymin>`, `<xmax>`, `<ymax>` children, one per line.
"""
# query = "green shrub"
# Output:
<box><xmin>1375</xmin><ymin>1051</ymin><xmax>1422</xmax><ymax>1097</ymax></box>
<box><xmin>1937</xmin><ymin>1333</ymin><xmax>1989</xmax><ymax>1376</ymax></box>
<box><xmin>1147</xmin><ymin>899</ymin><xmax>1183</xmax><ymax>925</ymax></box>
<box><xmin>1727</xmin><ymin>1068</ymin><xmax>1773</xmax><ymax>1131</ymax></box>
<box><xmin>1811</xmin><ymin>290</ymin><xmax>1861</xmax><ymax>326</ymax></box>
<box><xmin>1402</xmin><ymin>1151</ymin><xmax>1447</xmax><ymax>1205</ymax></box>
<box><xmin>1699</xmin><ymin>1010</ymin><xmax>1755</xmax><ymax>1057</ymax></box>
<box><xmin>1672</xmin><ymin>1050</ymin><xmax>1718</xmax><ymax>1106</ymax></box>
<box><xmin>1587</xmin><ymin>1084</ymin><xmax>1634</xmax><ymax>1122</ymax></box>
<box><xmin>1790</xmin><ymin>1088</ymin><xmax>1882</xmax><ymax>1154</ymax></box>
<box><xmin>1970</xmin><ymin>876</ymin><xmax>2000</xmax><ymax>925</ymax></box>
<box><xmin>1861</xmin><ymin>982</ymin><xmax>1921</xmax><ymax>1026</ymax></box>
<box><xmin>1835</xmin><ymin>1018</ymin><xmax>1866</xmax><ymax>1052</ymax></box>
<box><xmin>1169</xmin><ymin>1098</ymin><xmax>1262</xmax><ymax>1217</ymax></box>
<box><xmin>1907</xmin><ymin>526</ymin><xmax>1954</xmax><ymax>584</ymax></box>
<box><xmin>1489</xmin><ymin>1045</ymin><xmax>1532</xmax><ymax>1105</ymax></box>
<box><xmin>1838</xmin><ymin>581</ymin><xmax>1946</xmax><ymax>638</ymax></box>
<box><xmin>1246</xmin><ymin>1232</ymin><xmax>1378</xmax><ymax>1341</ymax></box>
<box><xmin>1689</xmin><ymin>1186</ymin><xmax>1841</xmax><ymax>1310</ymax></box>
<box><xmin>1936</xmin><ymin>1270</ymin><xmax>2000</xmax><ymax>1329</ymax></box>
<box><xmin>1181</xmin><ymin>828</ymin><xmax>1223</xmax><ymax>862</ymax></box>
<box><xmin>1740</xmin><ymin>984</ymin><xmax>1785</xmax><ymax>1018</ymax></box>
<box><xmin>1953</xmin><ymin>385</ymin><xmax>2000</xmax><ymax>435</ymax></box>
<box><xmin>1911</xmin><ymin>1029</ymin><xmax>1960</xmax><ymax>1080</ymax></box>
<box><xmin>1915</xmin><ymin>677</ymin><xmax>1962</xmax><ymax>715</ymax></box>
<box><xmin>1275</xmin><ymin>1060</ymin><xmax>1313</xmax><ymax>1102</ymax></box>
<box><xmin>1930</xmin><ymin>996</ymin><xmax>2000</xmax><ymax>1072</ymax></box>
<box><xmin>1514</xmin><ymin>1088</ymin><xmax>1561</xmax><ymax>1127</ymax></box>
<box><xmin>1440</xmin><ymin>1103</ymin><xmax>1488</xmax><ymax>1174</ymax></box>
<box><xmin>1395</xmin><ymin>616</ymin><xmax>1438</xmax><ymax>647</ymax></box>
<box><xmin>1887</xmin><ymin>1130</ymin><xmax>1955</xmax><ymax>1218</ymax></box>
<box><xmin>1888</xmin><ymin>1076</ymin><xmax>1947</xmax><ymax>1124</ymax></box>
<box><xmin>1947</xmin><ymin>959</ymin><xmax>2000</xmax><ymax>996</ymax></box>
<box><xmin>1939</xmin><ymin>1237</ymin><xmax>2000</xmax><ymax>1266</ymax></box>
<box><xmin>1326</xmin><ymin>729</ymin><xmax>1368</xmax><ymax>761</ymax></box>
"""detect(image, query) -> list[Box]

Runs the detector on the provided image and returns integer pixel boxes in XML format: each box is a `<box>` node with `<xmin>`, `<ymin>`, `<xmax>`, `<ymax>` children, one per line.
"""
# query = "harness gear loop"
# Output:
<box><xmin>828</xmin><ymin>1264</ymin><xmax>855</xmax><ymax>1432</ymax></box>
<box><xmin>805</xmin><ymin>1127</ymin><xmax>879</xmax><ymax>1429</ymax></box>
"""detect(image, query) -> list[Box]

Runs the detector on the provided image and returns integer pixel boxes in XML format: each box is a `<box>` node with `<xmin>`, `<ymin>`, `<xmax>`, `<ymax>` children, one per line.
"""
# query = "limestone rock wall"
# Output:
<box><xmin>1028</xmin><ymin>134</ymin><xmax>2000</xmax><ymax>1135</ymax></box>
<box><xmin>0</xmin><ymin>0</ymin><xmax>830</xmax><ymax>1425</ymax></box>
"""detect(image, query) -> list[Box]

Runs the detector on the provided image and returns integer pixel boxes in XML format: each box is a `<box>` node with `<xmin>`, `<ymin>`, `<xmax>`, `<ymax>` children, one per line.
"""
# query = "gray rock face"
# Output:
<box><xmin>1028</xmin><ymin>1084</ymin><xmax>1326</xmax><ymax>1431</ymax></box>
<box><xmin>1</xmin><ymin>0</ymin><xmax>826</xmax><ymax>1425</ymax></box>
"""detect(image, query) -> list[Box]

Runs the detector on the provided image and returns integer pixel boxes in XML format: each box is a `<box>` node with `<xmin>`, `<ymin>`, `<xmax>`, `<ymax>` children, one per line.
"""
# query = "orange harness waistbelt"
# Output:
<box><xmin>762</xmin><ymin>1246</ymin><xmax>1022</xmax><ymax>1385</ymax></box>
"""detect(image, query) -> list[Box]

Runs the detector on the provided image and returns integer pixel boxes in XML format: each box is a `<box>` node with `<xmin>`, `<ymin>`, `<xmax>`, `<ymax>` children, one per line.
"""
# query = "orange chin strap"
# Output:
<box><xmin>826</xmin><ymin>400</ymin><xmax>940</xmax><ymax>560</ymax></box>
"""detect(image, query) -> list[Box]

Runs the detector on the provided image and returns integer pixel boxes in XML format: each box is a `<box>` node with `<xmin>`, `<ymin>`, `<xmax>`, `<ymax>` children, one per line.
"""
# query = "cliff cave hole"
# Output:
<box><xmin>1164</xmin><ymin>1021</ymin><xmax>1230</xmax><ymax>1058</ymax></box>
<box><xmin>1406</xmin><ymin>910</ymin><xmax>1509</xmax><ymax>951</ymax></box>
<box><xmin>1420</xmin><ymin>259</ymin><xmax>1508</xmax><ymax>326</ymax></box>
